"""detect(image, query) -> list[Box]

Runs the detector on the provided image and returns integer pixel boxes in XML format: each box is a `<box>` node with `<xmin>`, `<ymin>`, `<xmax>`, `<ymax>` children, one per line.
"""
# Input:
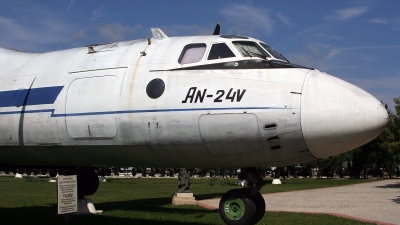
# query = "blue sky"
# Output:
<box><xmin>0</xmin><ymin>0</ymin><xmax>399</xmax><ymax>111</ymax></box>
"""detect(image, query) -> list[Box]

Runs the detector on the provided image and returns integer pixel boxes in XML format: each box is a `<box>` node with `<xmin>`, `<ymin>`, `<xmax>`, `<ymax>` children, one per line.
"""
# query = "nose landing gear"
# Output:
<box><xmin>219</xmin><ymin>168</ymin><xmax>265</xmax><ymax>225</ymax></box>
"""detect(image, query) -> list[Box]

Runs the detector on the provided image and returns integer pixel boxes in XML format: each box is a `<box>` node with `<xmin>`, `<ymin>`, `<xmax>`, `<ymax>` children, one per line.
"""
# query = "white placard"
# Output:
<box><xmin>57</xmin><ymin>175</ymin><xmax>78</xmax><ymax>214</ymax></box>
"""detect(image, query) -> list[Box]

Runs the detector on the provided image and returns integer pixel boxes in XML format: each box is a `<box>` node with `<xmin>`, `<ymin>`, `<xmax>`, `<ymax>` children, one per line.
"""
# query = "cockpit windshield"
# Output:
<box><xmin>259</xmin><ymin>43</ymin><xmax>289</xmax><ymax>62</ymax></box>
<box><xmin>232</xmin><ymin>41</ymin><xmax>270</xmax><ymax>59</ymax></box>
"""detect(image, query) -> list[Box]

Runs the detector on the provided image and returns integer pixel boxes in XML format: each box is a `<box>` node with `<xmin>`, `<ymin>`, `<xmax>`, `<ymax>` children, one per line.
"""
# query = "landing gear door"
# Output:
<box><xmin>199</xmin><ymin>113</ymin><xmax>264</xmax><ymax>156</ymax></box>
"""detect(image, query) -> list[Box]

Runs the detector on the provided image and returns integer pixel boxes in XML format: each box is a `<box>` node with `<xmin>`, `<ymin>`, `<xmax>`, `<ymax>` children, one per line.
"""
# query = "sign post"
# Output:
<box><xmin>57</xmin><ymin>175</ymin><xmax>78</xmax><ymax>215</ymax></box>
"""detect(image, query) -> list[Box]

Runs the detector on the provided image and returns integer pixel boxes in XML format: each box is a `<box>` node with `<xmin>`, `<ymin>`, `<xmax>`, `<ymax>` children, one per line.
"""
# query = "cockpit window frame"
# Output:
<box><xmin>178</xmin><ymin>43</ymin><xmax>207</xmax><ymax>65</ymax></box>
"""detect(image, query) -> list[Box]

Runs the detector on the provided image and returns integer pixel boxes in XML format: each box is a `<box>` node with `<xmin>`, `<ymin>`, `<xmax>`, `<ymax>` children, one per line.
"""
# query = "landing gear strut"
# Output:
<box><xmin>219</xmin><ymin>168</ymin><xmax>265</xmax><ymax>225</ymax></box>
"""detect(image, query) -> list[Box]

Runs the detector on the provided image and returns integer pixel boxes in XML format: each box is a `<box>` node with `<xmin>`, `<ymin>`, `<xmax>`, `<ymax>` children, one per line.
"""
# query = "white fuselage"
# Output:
<box><xmin>0</xmin><ymin>33</ymin><xmax>387</xmax><ymax>168</ymax></box>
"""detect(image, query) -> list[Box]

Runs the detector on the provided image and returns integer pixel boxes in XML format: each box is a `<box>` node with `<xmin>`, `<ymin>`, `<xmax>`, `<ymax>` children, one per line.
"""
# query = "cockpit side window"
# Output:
<box><xmin>259</xmin><ymin>42</ymin><xmax>288</xmax><ymax>62</ymax></box>
<box><xmin>233</xmin><ymin>41</ymin><xmax>271</xmax><ymax>59</ymax></box>
<box><xmin>178</xmin><ymin>43</ymin><xmax>206</xmax><ymax>64</ymax></box>
<box><xmin>207</xmin><ymin>43</ymin><xmax>236</xmax><ymax>60</ymax></box>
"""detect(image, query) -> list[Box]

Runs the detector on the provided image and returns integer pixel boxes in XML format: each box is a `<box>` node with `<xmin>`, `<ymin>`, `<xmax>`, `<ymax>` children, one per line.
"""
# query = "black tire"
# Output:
<box><xmin>83</xmin><ymin>168</ymin><xmax>99</xmax><ymax>196</ymax></box>
<box><xmin>250</xmin><ymin>193</ymin><xmax>266</xmax><ymax>225</ymax></box>
<box><xmin>67</xmin><ymin>168</ymin><xmax>99</xmax><ymax>199</ymax></box>
<box><xmin>219</xmin><ymin>189</ymin><xmax>256</xmax><ymax>225</ymax></box>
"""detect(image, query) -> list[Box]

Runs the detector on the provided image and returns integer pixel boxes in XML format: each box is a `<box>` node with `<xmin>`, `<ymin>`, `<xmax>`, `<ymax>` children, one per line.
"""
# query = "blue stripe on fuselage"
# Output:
<box><xmin>54</xmin><ymin>107</ymin><xmax>282</xmax><ymax>117</ymax></box>
<box><xmin>0</xmin><ymin>107</ymin><xmax>291</xmax><ymax>117</ymax></box>
<box><xmin>0</xmin><ymin>86</ymin><xmax>63</xmax><ymax>107</ymax></box>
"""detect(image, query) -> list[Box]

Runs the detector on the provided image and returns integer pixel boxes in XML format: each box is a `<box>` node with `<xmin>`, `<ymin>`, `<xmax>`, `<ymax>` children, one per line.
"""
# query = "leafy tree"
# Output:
<box><xmin>378</xmin><ymin>98</ymin><xmax>400</xmax><ymax>177</ymax></box>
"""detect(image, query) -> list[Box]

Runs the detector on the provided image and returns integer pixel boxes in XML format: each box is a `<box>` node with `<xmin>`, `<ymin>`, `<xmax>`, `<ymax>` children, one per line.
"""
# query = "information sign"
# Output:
<box><xmin>57</xmin><ymin>175</ymin><xmax>78</xmax><ymax>214</ymax></box>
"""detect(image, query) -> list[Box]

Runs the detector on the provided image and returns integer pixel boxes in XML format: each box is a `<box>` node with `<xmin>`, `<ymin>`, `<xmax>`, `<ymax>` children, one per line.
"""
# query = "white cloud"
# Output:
<box><xmin>68</xmin><ymin>0</ymin><xmax>76</xmax><ymax>12</ymax></box>
<box><xmin>327</xmin><ymin>45</ymin><xmax>400</xmax><ymax>58</ymax></box>
<box><xmin>277</xmin><ymin>12</ymin><xmax>291</xmax><ymax>27</ymax></box>
<box><xmin>220</xmin><ymin>4</ymin><xmax>274</xmax><ymax>35</ymax></box>
<box><xmin>296</xmin><ymin>25</ymin><xmax>343</xmax><ymax>42</ymax></box>
<box><xmin>97</xmin><ymin>23</ymin><xmax>143</xmax><ymax>41</ymax></box>
<box><xmin>288</xmin><ymin>44</ymin><xmax>340</xmax><ymax>71</ymax></box>
<box><xmin>370</xmin><ymin>17</ymin><xmax>400</xmax><ymax>30</ymax></box>
<box><xmin>0</xmin><ymin>15</ymin><xmax>18</xmax><ymax>29</ymax></box>
<box><xmin>71</xmin><ymin>29</ymin><xmax>88</xmax><ymax>39</ymax></box>
<box><xmin>327</xmin><ymin>6</ymin><xmax>369</xmax><ymax>20</ymax></box>
<box><xmin>326</xmin><ymin>48</ymin><xmax>343</xmax><ymax>58</ymax></box>
<box><xmin>0</xmin><ymin>15</ymin><xmax>45</xmax><ymax>51</ymax></box>
<box><xmin>91</xmin><ymin>5</ymin><xmax>106</xmax><ymax>21</ymax></box>
<box><xmin>370</xmin><ymin>18</ymin><xmax>387</xmax><ymax>24</ymax></box>
<box><xmin>0</xmin><ymin>11</ymin><xmax>83</xmax><ymax>52</ymax></box>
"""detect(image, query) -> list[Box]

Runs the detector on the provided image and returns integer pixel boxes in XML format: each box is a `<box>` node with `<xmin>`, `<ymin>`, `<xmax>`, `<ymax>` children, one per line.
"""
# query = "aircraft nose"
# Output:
<box><xmin>301</xmin><ymin>70</ymin><xmax>388</xmax><ymax>159</ymax></box>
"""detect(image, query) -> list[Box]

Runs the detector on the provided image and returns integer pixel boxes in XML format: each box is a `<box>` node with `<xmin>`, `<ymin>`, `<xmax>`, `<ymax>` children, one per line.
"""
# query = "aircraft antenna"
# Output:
<box><xmin>213</xmin><ymin>21</ymin><xmax>221</xmax><ymax>35</ymax></box>
<box><xmin>151</xmin><ymin>28</ymin><xmax>169</xmax><ymax>40</ymax></box>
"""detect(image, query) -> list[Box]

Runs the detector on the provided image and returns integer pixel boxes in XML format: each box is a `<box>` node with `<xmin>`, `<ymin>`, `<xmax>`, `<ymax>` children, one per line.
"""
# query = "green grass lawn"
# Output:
<box><xmin>0</xmin><ymin>176</ymin><xmax>379</xmax><ymax>225</ymax></box>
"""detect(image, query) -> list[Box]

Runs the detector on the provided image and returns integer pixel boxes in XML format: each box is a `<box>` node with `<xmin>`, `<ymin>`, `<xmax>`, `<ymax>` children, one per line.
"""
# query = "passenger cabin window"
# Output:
<box><xmin>179</xmin><ymin>43</ymin><xmax>206</xmax><ymax>64</ymax></box>
<box><xmin>233</xmin><ymin>41</ymin><xmax>270</xmax><ymax>59</ymax></box>
<box><xmin>207</xmin><ymin>43</ymin><xmax>235</xmax><ymax>60</ymax></box>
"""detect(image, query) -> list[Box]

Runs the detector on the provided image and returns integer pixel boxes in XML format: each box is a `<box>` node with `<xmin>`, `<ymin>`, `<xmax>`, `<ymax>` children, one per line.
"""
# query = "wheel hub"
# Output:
<box><xmin>224</xmin><ymin>197</ymin><xmax>245</xmax><ymax>220</ymax></box>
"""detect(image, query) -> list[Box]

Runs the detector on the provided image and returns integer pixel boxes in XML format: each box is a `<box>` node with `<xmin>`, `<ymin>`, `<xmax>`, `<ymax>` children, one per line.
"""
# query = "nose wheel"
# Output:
<box><xmin>219</xmin><ymin>189</ymin><xmax>265</xmax><ymax>225</ymax></box>
<box><xmin>219</xmin><ymin>168</ymin><xmax>266</xmax><ymax>225</ymax></box>
<box><xmin>219</xmin><ymin>189</ymin><xmax>256</xmax><ymax>224</ymax></box>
